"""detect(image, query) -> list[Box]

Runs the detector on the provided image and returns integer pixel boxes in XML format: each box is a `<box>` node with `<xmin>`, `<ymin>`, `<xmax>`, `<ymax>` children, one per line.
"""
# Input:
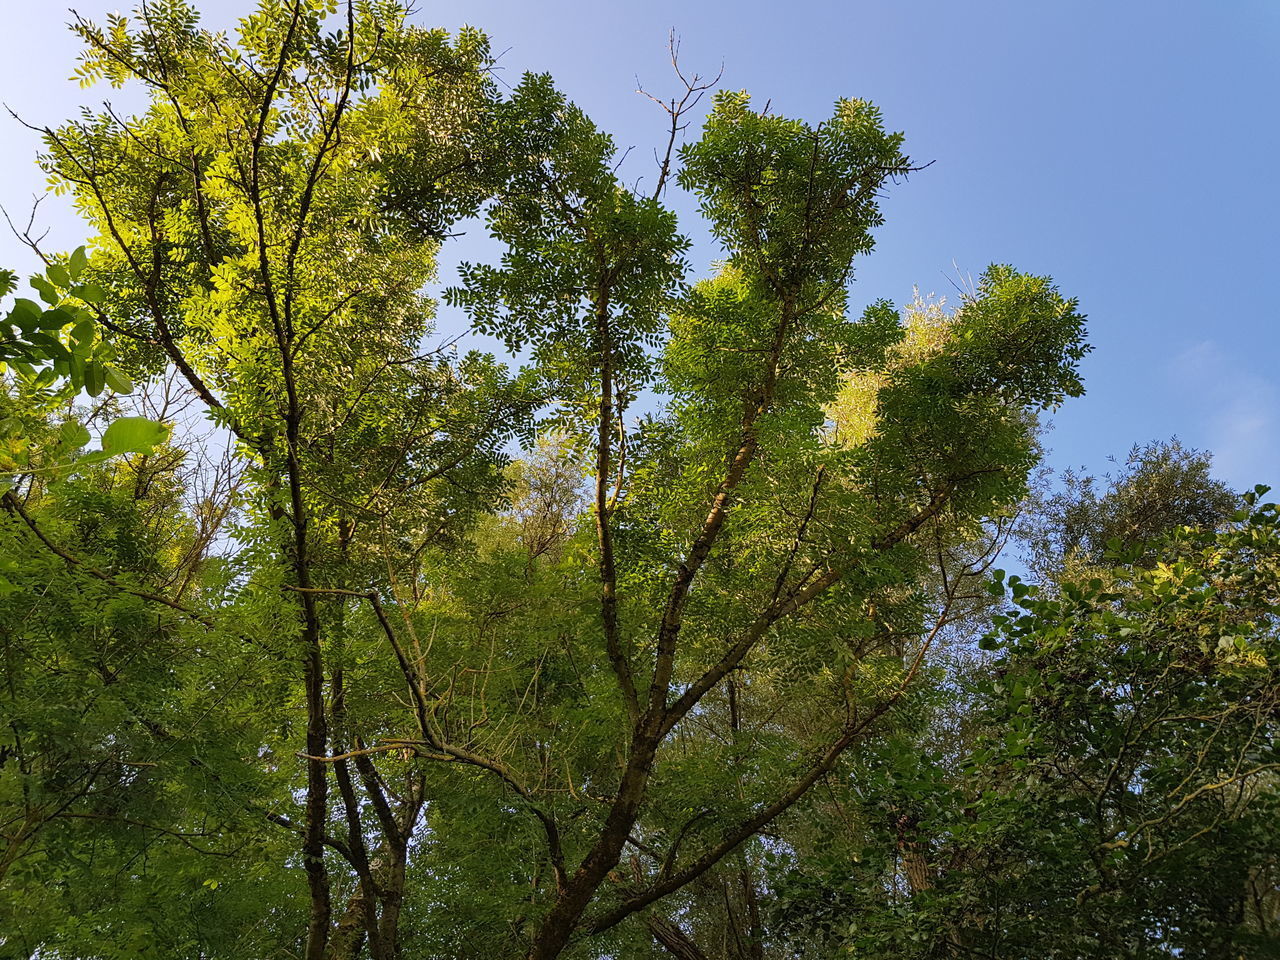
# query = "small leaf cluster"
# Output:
<box><xmin>0</xmin><ymin>249</ymin><xmax>126</xmax><ymax>396</ymax></box>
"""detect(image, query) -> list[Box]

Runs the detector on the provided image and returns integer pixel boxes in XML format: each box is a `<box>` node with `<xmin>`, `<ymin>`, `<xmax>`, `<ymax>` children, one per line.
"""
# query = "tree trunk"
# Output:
<box><xmin>645</xmin><ymin>914</ymin><xmax>712</xmax><ymax>960</ymax></box>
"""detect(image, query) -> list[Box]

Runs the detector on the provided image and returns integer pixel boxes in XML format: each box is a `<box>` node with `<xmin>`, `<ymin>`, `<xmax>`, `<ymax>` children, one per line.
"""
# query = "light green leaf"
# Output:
<box><xmin>76</xmin><ymin>450</ymin><xmax>111</xmax><ymax>467</ymax></box>
<box><xmin>58</xmin><ymin>420</ymin><xmax>92</xmax><ymax>450</ymax></box>
<box><xmin>101</xmin><ymin>416</ymin><xmax>168</xmax><ymax>456</ymax></box>
<box><xmin>104</xmin><ymin>366</ymin><xmax>133</xmax><ymax>395</ymax></box>
<box><xmin>30</xmin><ymin>275</ymin><xmax>59</xmax><ymax>306</ymax></box>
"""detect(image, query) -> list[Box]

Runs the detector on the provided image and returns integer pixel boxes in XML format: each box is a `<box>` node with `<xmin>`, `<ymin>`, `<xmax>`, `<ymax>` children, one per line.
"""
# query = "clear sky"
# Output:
<box><xmin>2</xmin><ymin>1</ymin><xmax>1277</xmax><ymax>489</ymax></box>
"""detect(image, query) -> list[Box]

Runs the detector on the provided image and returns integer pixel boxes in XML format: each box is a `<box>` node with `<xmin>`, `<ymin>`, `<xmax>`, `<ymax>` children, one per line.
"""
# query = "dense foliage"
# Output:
<box><xmin>0</xmin><ymin>3</ymin><xmax>1274</xmax><ymax>959</ymax></box>
<box><xmin>769</xmin><ymin>479</ymin><xmax>1278</xmax><ymax>959</ymax></box>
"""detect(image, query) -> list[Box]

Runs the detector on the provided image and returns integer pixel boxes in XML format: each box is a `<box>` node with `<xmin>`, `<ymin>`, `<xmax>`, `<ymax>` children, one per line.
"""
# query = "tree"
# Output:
<box><xmin>0</xmin><ymin>253</ymin><xmax>168</xmax><ymax>589</ymax></box>
<box><xmin>765</xmin><ymin>464</ymin><xmax>1278</xmax><ymax>960</ymax></box>
<box><xmin>1</xmin><ymin>2</ymin><xmax>1090</xmax><ymax>958</ymax></box>
<box><xmin>955</xmin><ymin>496</ymin><xmax>1280</xmax><ymax>958</ymax></box>
<box><xmin>1023</xmin><ymin>438</ymin><xmax>1239</xmax><ymax>581</ymax></box>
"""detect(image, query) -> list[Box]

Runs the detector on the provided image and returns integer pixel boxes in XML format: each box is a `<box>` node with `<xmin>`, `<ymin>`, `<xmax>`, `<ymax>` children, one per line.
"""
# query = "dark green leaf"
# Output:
<box><xmin>38</xmin><ymin>307</ymin><xmax>76</xmax><ymax>331</ymax></box>
<box><xmin>69</xmin><ymin>246</ymin><xmax>88</xmax><ymax>280</ymax></box>
<box><xmin>46</xmin><ymin>263</ymin><xmax>71</xmax><ymax>289</ymax></box>
<box><xmin>8</xmin><ymin>298</ymin><xmax>42</xmax><ymax>330</ymax></box>
<box><xmin>84</xmin><ymin>359</ymin><xmax>106</xmax><ymax>396</ymax></box>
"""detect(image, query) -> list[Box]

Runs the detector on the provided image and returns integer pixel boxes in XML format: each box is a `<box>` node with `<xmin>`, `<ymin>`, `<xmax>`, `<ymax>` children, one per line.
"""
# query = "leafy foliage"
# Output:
<box><xmin>767</xmin><ymin>472</ymin><xmax>1279</xmax><ymax>960</ymax></box>
<box><xmin>4</xmin><ymin>4</ymin><xmax>1263</xmax><ymax>960</ymax></box>
<box><xmin>1024</xmin><ymin>438</ymin><xmax>1239</xmax><ymax>579</ymax></box>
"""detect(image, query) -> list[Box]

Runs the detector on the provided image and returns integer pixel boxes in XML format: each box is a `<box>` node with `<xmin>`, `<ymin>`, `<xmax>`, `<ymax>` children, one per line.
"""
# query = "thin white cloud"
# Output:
<box><xmin>1168</xmin><ymin>341</ymin><xmax>1278</xmax><ymax>490</ymax></box>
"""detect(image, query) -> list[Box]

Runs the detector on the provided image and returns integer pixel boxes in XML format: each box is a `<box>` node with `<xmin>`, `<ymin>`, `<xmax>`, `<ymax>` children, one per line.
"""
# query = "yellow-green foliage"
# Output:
<box><xmin>827</xmin><ymin>290</ymin><xmax>953</xmax><ymax>447</ymax></box>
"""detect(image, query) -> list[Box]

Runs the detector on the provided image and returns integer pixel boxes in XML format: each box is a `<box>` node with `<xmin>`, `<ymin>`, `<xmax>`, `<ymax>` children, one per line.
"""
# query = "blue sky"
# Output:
<box><xmin>2</xmin><ymin>1</ymin><xmax>1277</xmax><ymax>489</ymax></box>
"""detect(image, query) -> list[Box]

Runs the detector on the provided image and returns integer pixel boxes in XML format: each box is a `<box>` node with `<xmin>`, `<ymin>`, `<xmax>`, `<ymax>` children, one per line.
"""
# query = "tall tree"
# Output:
<box><xmin>1023</xmin><ymin>438</ymin><xmax>1239</xmax><ymax>581</ymax></box>
<box><xmin>765</xmin><ymin>455</ymin><xmax>1277</xmax><ymax>960</ymax></box>
<box><xmin>1</xmin><ymin>3</ymin><xmax>1090</xmax><ymax>958</ymax></box>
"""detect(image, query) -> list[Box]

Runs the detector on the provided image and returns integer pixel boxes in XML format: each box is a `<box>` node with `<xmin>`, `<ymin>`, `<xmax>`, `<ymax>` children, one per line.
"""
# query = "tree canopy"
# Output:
<box><xmin>0</xmin><ymin>3</ymin><xmax>1274</xmax><ymax>960</ymax></box>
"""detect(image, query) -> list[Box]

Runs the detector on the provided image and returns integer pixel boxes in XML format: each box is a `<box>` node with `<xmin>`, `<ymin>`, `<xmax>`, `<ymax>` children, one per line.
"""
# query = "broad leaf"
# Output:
<box><xmin>100</xmin><ymin>416</ymin><xmax>168</xmax><ymax>456</ymax></box>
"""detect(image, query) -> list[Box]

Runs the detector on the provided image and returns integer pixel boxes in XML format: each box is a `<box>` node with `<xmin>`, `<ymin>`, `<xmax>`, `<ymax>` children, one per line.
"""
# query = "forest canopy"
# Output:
<box><xmin>0</xmin><ymin>3</ymin><xmax>1275</xmax><ymax>959</ymax></box>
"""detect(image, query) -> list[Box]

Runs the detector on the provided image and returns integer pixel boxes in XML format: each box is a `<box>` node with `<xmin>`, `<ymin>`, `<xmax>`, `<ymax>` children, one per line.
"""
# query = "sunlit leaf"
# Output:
<box><xmin>101</xmin><ymin>416</ymin><xmax>168</xmax><ymax>455</ymax></box>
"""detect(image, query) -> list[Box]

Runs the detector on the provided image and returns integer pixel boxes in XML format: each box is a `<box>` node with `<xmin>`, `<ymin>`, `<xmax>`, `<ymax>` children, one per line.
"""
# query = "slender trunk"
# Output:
<box><xmin>739</xmin><ymin>867</ymin><xmax>764</xmax><ymax>960</ymax></box>
<box><xmin>375</xmin><ymin>777</ymin><xmax>424</xmax><ymax>960</ymax></box>
<box><xmin>276</xmin><ymin>337</ymin><xmax>332</xmax><ymax>960</ymax></box>
<box><xmin>325</xmin><ymin>889</ymin><xmax>368</xmax><ymax>960</ymax></box>
<box><xmin>527</xmin><ymin>304</ymin><xmax>795</xmax><ymax>960</ymax></box>
<box><xmin>593</xmin><ymin>290</ymin><xmax>638</xmax><ymax>722</ymax></box>
<box><xmin>895</xmin><ymin>813</ymin><xmax>933</xmax><ymax>894</ymax></box>
<box><xmin>376</xmin><ymin>841</ymin><xmax>411</xmax><ymax>958</ymax></box>
<box><xmin>645</xmin><ymin>915</ymin><xmax>712</xmax><ymax>960</ymax></box>
<box><xmin>527</xmin><ymin>725</ymin><xmax>662</xmax><ymax>960</ymax></box>
<box><xmin>322</xmin><ymin>832</ymin><xmax>415</xmax><ymax>960</ymax></box>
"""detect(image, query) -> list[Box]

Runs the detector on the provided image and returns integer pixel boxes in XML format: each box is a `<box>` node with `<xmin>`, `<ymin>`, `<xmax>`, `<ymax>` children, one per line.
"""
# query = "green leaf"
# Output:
<box><xmin>101</xmin><ymin>416</ymin><xmax>168</xmax><ymax>456</ymax></box>
<box><xmin>9</xmin><ymin>298</ymin><xmax>42</xmax><ymax>330</ymax></box>
<box><xmin>29</xmin><ymin>332</ymin><xmax>70</xmax><ymax>362</ymax></box>
<box><xmin>39</xmin><ymin>307</ymin><xmax>76</xmax><ymax>331</ymax></box>
<box><xmin>104</xmin><ymin>366</ymin><xmax>134</xmax><ymax>395</ymax></box>
<box><xmin>69</xmin><ymin>246</ymin><xmax>88</xmax><ymax>280</ymax></box>
<box><xmin>72</xmin><ymin>283</ymin><xmax>105</xmax><ymax>304</ymax></box>
<box><xmin>69</xmin><ymin>353</ymin><xmax>85</xmax><ymax>389</ymax></box>
<box><xmin>30</xmin><ymin>275</ymin><xmax>59</xmax><ymax>306</ymax></box>
<box><xmin>84</xmin><ymin>359</ymin><xmax>106</xmax><ymax>396</ymax></box>
<box><xmin>58</xmin><ymin>420</ymin><xmax>92</xmax><ymax>450</ymax></box>
<box><xmin>47</xmin><ymin>263</ymin><xmax>71</xmax><ymax>289</ymax></box>
<box><xmin>76</xmin><ymin>450</ymin><xmax>111</xmax><ymax>467</ymax></box>
<box><xmin>72</xmin><ymin>318</ymin><xmax>96</xmax><ymax>351</ymax></box>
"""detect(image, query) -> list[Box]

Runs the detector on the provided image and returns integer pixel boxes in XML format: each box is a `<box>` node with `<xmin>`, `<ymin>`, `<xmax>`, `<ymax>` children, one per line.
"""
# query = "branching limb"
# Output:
<box><xmin>2</xmin><ymin>490</ymin><xmax>217</xmax><ymax>629</ymax></box>
<box><xmin>637</xmin><ymin>33</ymin><xmax>722</xmax><ymax>201</ymax></box>
<box><xmin>290</xmin><ymin>585</ymin><xmax>569</xmax><ymax>892</ymax></box>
